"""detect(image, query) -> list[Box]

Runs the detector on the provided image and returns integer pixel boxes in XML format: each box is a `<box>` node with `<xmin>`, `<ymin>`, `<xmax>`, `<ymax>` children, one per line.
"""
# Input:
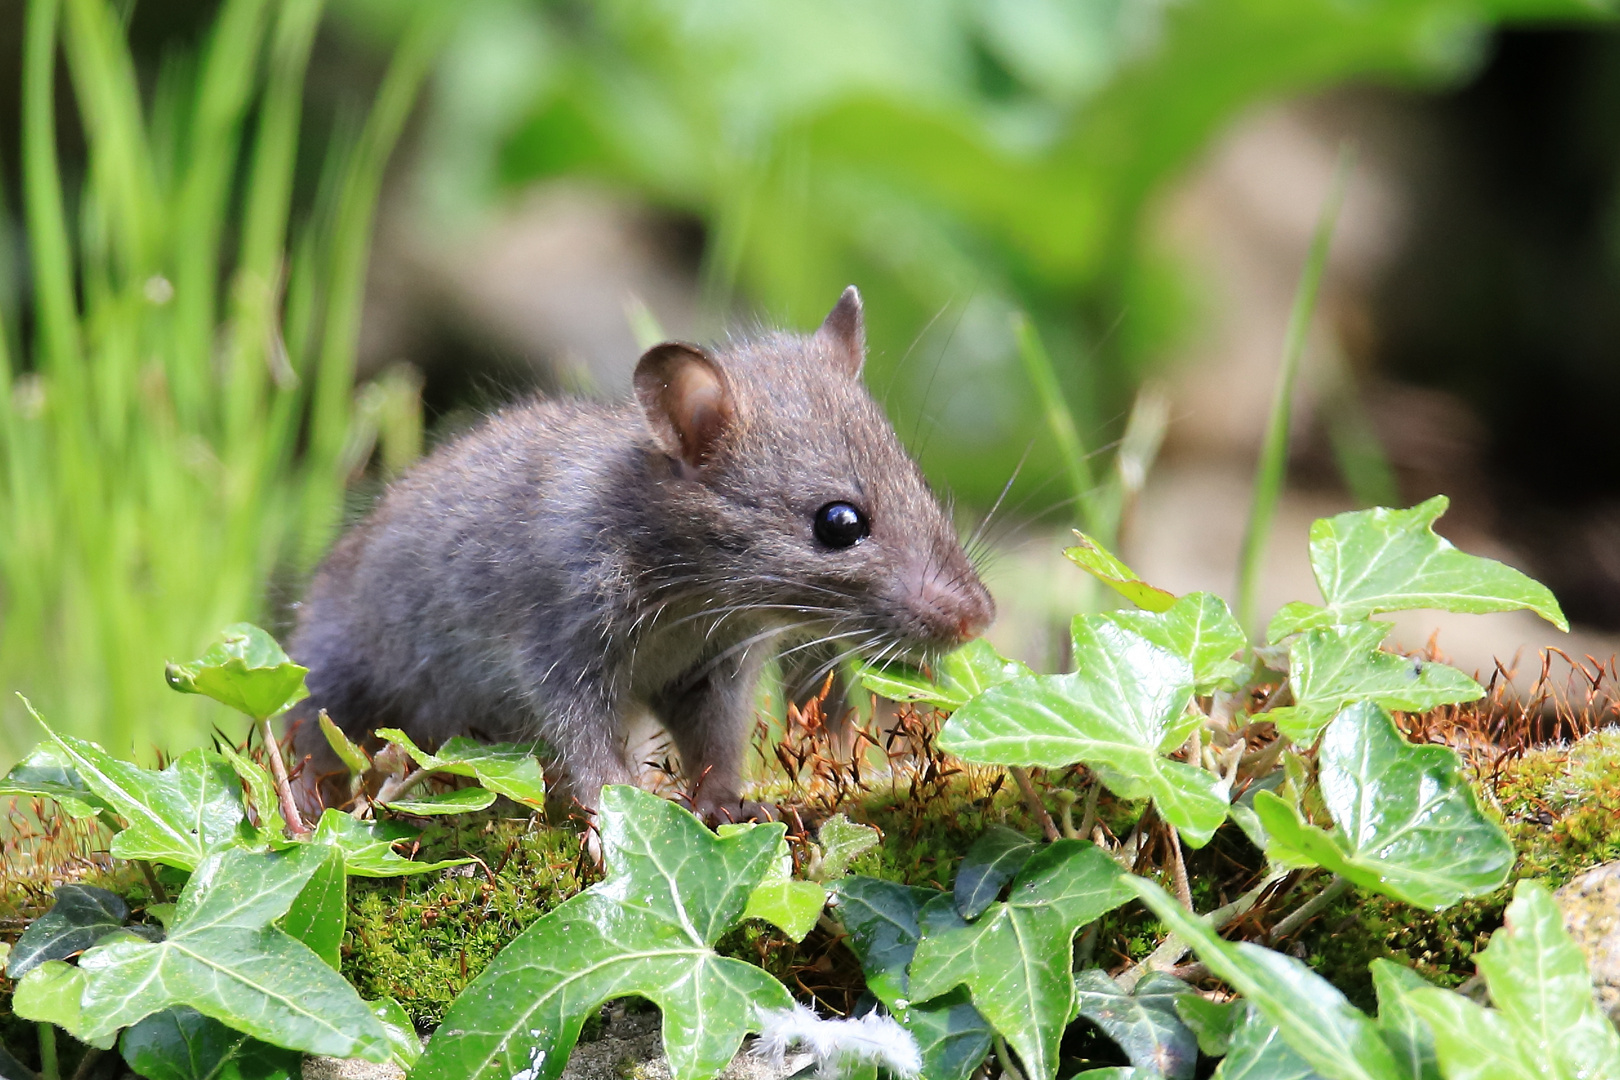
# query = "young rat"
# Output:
<box><xmin>286</xmin><ymin>287</ymin><xmax>994</xmax><ymax>820</ymax></box>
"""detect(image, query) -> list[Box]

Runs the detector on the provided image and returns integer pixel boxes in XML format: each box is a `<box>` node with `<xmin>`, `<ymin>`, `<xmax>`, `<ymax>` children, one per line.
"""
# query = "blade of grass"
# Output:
<box><xmin>1012</xmin><ymin>311</ymin><xmax>1104</xmax><ymax>539</ymax></box>
<box><xmin>22</xmin><ymin>0</ymin><xmax>81</xmax><ymax>378</ymax></box>
<box><xmin>1235</xmin><ymin>143</ymin><xmax>1354</xmax><ymax>639</ymax></box>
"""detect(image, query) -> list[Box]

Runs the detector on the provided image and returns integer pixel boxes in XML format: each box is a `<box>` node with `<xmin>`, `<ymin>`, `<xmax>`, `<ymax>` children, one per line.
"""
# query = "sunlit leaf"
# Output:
<box><xmin>1253</xmin><ymin>703</ymin><xmax>1513</xmax><ymax>909</ymax></box>
<box><xmin>165</xmin><ymin>624</ymin><xmax>309</xmax><ymax>721</ymax></box>
<box><xmin>13</xmin><ymin>960</ymin><xmax>115</xmax><ymax>1049</ymax></box>
<box><xmin>367</xmin><ymin>996</ymin><xmax>422</xmax><ymax>1071</ymax></box>
<box><xmin>814</xmin><ymin>813</ymin><xmax>881</xmax><ymax>881</ymax></box>
<box><xmin>832</xmin><ymin>876</ymin><xmax>994</xmax><ymax>1080</ymax></box>
<box><xmin>215</xmin><ymin>741</ymin><xmax>284</xmax><ymax>837</ymax></box>
<box><xmin>728</xmin><ymin>825</ymin><xmax>825</xmax><ymax>942</ymax></box>
<box><xmin>375</xmin><ymin>729</ymin><xmax>545</xmax><ymax>807</ymax></box>
<box><xmin>1072</xmin><ymin>970</ymin><xmax>1198</xmax><ymax>1080</ymax></box>
<box><xmin>1267</xmin><ymin>498</ymin><xmax>1567</xmax><ymax>641</ymax></box>
<box><xmin>1128</xmin><ymin>877</ymin><xmax>1402</xmax><ymax>1080</ymax></box>
<box><xmin>1210</xmin><ymin>1002</ymin><xmax>1325</xmax><ymax>1080</ymax></box>
<box><xmin>1175</xmin><ymin>994</ymin><xmax>1240</xmax><ymax>1058</ymax></box>
<box><xmin>319</xmin><ymin>710</ymin><xmax>371</xmax><ymax>775</ymax></box>
<box><xmin>302</xmin><ymin>808</ymin><xmax>470</xmax><ymax>877</ymax></box>
<box><xmin>118</xmin><ymin>1007</ymin><xmax>301</xmax><ymax>1080</ymax></box>
<box><xmin>1369</xmin><ymin>960</ymin><xmax>1440</xmax><ymax>1080</ymax></box>
<box><xmin>0</xmin><ymin>743</ymin><xmax>111</xmax><ymax>819</ymax></box>
<box><xmin>76</xmin><ymin>844</ymin><xmax>391</xmax><ymax>1061</ymax></box>
<box><xmin>1064</xmin><ymin>532</ymin><xmax>1177</xmax><ymax>611</ymax></box>
<box><xmin>1267</xmin><ymin>623</ymin><xmax>1482</xmax><ymax>744</ymax></box>
<box><xmin>857</xmin><ymin>639</ymin><xmax>1033</xmax><ymax>712</ymax></box>
<box><xmin>953</xmin><ymin>824</ymin><xmax>1038</xmax><ymax>920</ymax></box>
<box><xmin>909</xmin><ymin>841</ymin><xmax>1135</xmax><ymax>1080</ymax></box>
<box><xmin>381</xmin><ymin>785</ymin><xmax>499</xmax><ymax>816</ymax></box>
<box><xmin>1099</xmin><ymin>592</ymin><xmax>1247</xmax><ymax>691</ymax></box>
<box><xmin>410</xmin><ymin>786</ymin><xmax>793</xmax><ymax>1080</ymax></box>
<box><xmin>280</xmin><ymin>846</ymin><xmax>345</xmax><ymax>970</ymax></box>
<box><xmin>942</xmin><ymin>622</ymin><xmax>1227</xmax><ymax>846</ymax></box>
<box><xmin>1403</xmin><ymin>991</ymin><xmax>1542</xmax><ymax>1080</ymax></box>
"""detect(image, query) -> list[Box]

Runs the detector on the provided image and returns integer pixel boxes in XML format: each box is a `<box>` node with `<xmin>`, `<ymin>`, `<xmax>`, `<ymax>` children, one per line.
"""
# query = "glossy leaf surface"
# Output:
<box><xmin>0</xmin><ymin>742</ymin><xmax>111</xmax><ymax>819</ymax></box>
<box><xmin>943</xmin><ymin>622</ymin><xmax>1226</xmax><ymax>845</ymax></box>
<box><xmin>1064</xmin><ymin>532</ymin><xmax>1177</xmax><ymax>611</ymax></box>
<box><xmin>164</xmin><ymin>623</ymin><xmax>309</xmax><ymax>721</ymax></box>
<box><xmin>814</xmin><ymin>813</ymin><xmax>880</xmax><ymax>880</ymax></box>
<box><xmin>857</xmin><ymin>639</ymin><xmax>1034</xmax><ymax>712</ymax></box>
<box><xmin>832</xmin><ymin>875</ymin><xmax>994</xmax><ymax>1080</ymax></box>
<box><xmin>1267</xmin><ymin>498</ymin><xmax>1567</xmax><ymax>641</ymax></box>
<box><xmin>1254</xmin><ymin>703</ymin><xmax>1512</xmax><ymax>909</ymax></box>
<box><xmin>1210</xmin><ymin>1002</ymin><xmax>1324</xmax><ymax>1080</ymax></box>
<box><xmin>1128</xmin><ymin>877</ymin><xmax>1401</xmax><ymax>1080</ymax></box>
<box><xmin>118</xmin><ymin>1007</ymin><xmax>301</xmax><ymax>1080</ymax></box>
<box><xmin>303</xmin><ymin>807</ymin><xmax>470</xmax><ymax>877</ymax></box>
<box><xmin>953</xmin><ymin>824</ymin><xmax>1038</xmax><ymax>919</ymax></box>
<box><xmin>730</xmin><ymin>826</ymin><xmax>825</xmax><ymax>942</ymax></box>
<box><xmin>909</xmin><ymin>841</ymin><xmax>1134</xmax><ymax>1080</ymax></box>
<box><xmin>319</xmin><ymin>711</ymin><xmax>371</xmax><ymax>774</ymax></box>
<box><xmin>1175</xmin><ymin>994</ymin><xmax>1239</xmax><ymax>1057</ymax></box>
<box><xmin>1369</xmin><ymin>960</ymin><xmax>1440</xmax><ymax>1080</ymax></box>
<box><xmin>412</xmin><ymin>786</ymin><xmax>792</xmax><ymax>1080</ymax></box>
<box><xmin>76</xmin><ymin>844</ymin><xmax>390</xmax><ymax>1061</ymax></box>
<box><xmin>381</xmin><ymin>785</ymin><xmax>499</xmax><ymax>816</ymax></box>
<box><xmin>13</xmin><ymin>960</ymin><xmax>115</xmax><ymax>1048</ymax></box>
<box><xmin>367</xmin><ymin>997</ymin><xmax>422</xmax><ymax>1070</ymax></box>
<box><xmin>375</xmin><ymin>729</ymin><xmax>546</xmax><ymax>807</ymax></box>
<box><xmin>280</xmin><ymin>846</ymin><xmax>345</xmax><ymax>969</ymax></box>
<box><xmin>1403</xmin><ymin>991</ymin><xmax>1542</xmax><ymax>1080</ymax></box>
<box><xmin>1267</xmin><ymin>623</ymin><xmax>1482</xmax><ymax>744</ymax></box>
<box><xmin>1072</xmin><ymin>970</ymin><xmax>1198</xmax><ymax>1080</ymax></box>
<box><xmin>1098</xmin><ymin>592</ymin><xmax>1247</xmax><ymax>691</ymax></box>
<box><xmin>8</xmin><ymin>884</ymin><xmax>133</xmax><ymax>978</ymax></box>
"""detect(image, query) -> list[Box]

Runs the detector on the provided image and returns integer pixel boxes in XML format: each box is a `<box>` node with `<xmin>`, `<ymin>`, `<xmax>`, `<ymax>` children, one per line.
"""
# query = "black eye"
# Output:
<box><xmin>813</xmin><ymin>502</ymin><xmax>869</xmax><ymax>549</ymax></box>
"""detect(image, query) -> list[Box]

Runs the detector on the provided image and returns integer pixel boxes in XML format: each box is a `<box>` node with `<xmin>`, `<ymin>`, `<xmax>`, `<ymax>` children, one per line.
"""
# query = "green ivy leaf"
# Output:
<box><xmin>367</xmin><ymin>997</ymin><xmax>422</xmax><ymax>1071</ymax></box>
<box><xmin>1072</xmin><ymin>970</ymin><xmax>1198</xmax><ymax>1080</ymax></box>
<box><xmin>319</xmin><ymin>711</ymin><xmax>371</xmax><ymax>775</ymax></box>
<box><xmin>813</xmin><ymin>814</ymin><xmax>881</xmax><ymax>881</ymax></box>
<box><xmin>215</xmin><ymin>741</ymin><xmax>284</xmax><ymax>837</ymax></box>
<box><xmin>1098</xmin><ymin>592</ymin><xmax>1247</xmax><ymax>692</ymax></box>
<box><xmin>1210</xmin><ymin>1002</ymin><xmax>1324</xmax><ymax>1080</ymax></box>
<box><xmin>1063</xmin><ymin>532</ymin><xmax>1177</xmax><ymax>612</ymax></box>
<box><xmin>953</xmin><ymin>825</ymin><xmax>1038</xmax><ymax>920</ymax></box>
<box><xmin>375</xmin><ymin>730</ymin><xmax>546</xmax><ymax>807</ymax></box>
<box><xmin>411</xmin><ymin>786</ymin><xmax>793</xmax><ymax>1080</ymax></box>
<box><xmin>381</xmin><ymin>786</ymin><xmax>499</xmax><ymax>816</ymax></box>
<box><xmin>728</xmin><ymin>826</ymin><xmax>825</xmax><ymax>942</ymax></box>
<box><xmin>33</xmin><ymin>705</ymin><xmax>249</xmax><ymax>870</ymax></box>
<box><xmin>280</xmin><ymin>846</ymin><xmax>345</xmax><ymax>970</ymax></box>
<box><xmin>832</xmin><ymin>876</ymin><xmax>994</xmax><ymax>1080</ymax></box>
<box><xmin>1175</xmin><ymin>995</ymin><xmax>1240</xmax><ymax>1058</ymax></box>
<box><xmin>118</xmin><ymin>1007</ymin><xmax>301</xmax><ymax>1080</ymax></box>
<box><xmin>909</xmin><ymin>840</ymin><xmax>1135</xmax><ymax>1080</ymax></box>
<box><xmin>942</xmin><ymin>622</ymin><xmax>1227</xmax><ymax>846</ymax></box>
<box><xmin>301</xmin><ymin>808</ymin><xmax>470</xmax><ymax>877</ymax></box>
<box><xmin>1127</xmin><ymin>877</ymin><xmax>1402</xmax><ymax>1080</ymax></box>
<box><xmin>7</xmin><ymin>885</ymin><xmax>141</xmax><ymax>978</ymax></box>
<box><xmin>857</xmin><ymin>639</ymin><xmax>1034</xmax><ymax>712</ymax></box>
<box><xmin>1267</xmin><ymin>623</ymin><xmax>1483</xmax><ymax>744</ymax></box>
<box><xmin>164</xmin><ymin>624</ymin><xmax>310</xmax><ymax>721</ymax></box>
<box><xmin>1402</xmin><ymin>990</ymin><xmax>1542</xmax><ymax>1080</ymax></box>
<box><xmin>13</xmin><ymin>960</ymin><xmax>116</xmax><ymax>1049</ymax></box>
<box><xmin>1473</xmin><ymin>880</ymin><xmax>1620</xmax><ymax>1080</ymax></box>
<box><xmin>76</xmin><ymin>844</ymin><xmax>391</xmax><ymax>1061</ymax></box>
<box><xmin>1369</xmin><ymin>960</ymin><xmax>1440</xmax><ymax>1080</ymax></box>
<box><xmin>1266</xmin><ymin>498</ymin><xmax>1568</xmax><ymax>641</ymax></box>
<box><xmin>0</xmin><ymin>743</ymin><xmax>111</xmax><ymax>819</ymax></box>
<box><xmin>1253</xmin><ymin>703</ymin><xmax>1513</xmax><ymax>909</ymax></box>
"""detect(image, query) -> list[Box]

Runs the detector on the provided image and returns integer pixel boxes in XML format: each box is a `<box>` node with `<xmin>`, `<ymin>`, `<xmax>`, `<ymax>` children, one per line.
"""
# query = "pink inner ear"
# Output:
<box><xmin>669</xmin><ymin>358</ymin><xmax>732</xmax><ymax>465</ymax></box>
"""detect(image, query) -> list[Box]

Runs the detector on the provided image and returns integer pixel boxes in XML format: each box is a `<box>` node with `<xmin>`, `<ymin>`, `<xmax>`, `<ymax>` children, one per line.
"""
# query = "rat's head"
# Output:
<box><xmin>633</xmin><ymin>286</ymin><xmax>994</xmax><ymax>664</ymax></box>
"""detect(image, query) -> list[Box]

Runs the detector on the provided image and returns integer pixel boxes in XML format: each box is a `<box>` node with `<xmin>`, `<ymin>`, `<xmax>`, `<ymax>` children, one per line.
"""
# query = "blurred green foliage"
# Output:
<box><xmin>388</xmin><ymin>0</ymin><xmax>1614</xmax><ymax>505</ymax></box>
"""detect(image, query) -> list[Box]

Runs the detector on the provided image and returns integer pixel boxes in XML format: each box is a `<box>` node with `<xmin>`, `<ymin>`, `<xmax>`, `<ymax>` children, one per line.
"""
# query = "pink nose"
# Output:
<box><xmin>919</xmin><ymin>577</ymin><xmax>995</xmax><ymax>645</ymax></box>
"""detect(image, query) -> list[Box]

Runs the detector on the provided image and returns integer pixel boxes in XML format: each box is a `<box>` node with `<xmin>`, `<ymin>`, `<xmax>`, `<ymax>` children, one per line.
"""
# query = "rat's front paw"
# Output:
<box><xmin>691</xmin><ymin>794</ymin><xmax>779</xmax><ymax>826</ymax></box>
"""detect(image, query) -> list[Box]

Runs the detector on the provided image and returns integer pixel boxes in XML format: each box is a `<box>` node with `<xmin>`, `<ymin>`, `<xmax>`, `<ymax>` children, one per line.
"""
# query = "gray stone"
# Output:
<box><xmin>1555</xmin><ymin>859</ymin><xmax>1620</xmax><ymax>1026</ymax></box>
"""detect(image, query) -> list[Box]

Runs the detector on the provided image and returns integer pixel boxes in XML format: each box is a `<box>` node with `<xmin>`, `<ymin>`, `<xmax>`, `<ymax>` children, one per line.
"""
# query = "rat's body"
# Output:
<box><xmin>286</xmin><ymin>289</ymin><xmax>993</xmax><ymax>818</ymax></box>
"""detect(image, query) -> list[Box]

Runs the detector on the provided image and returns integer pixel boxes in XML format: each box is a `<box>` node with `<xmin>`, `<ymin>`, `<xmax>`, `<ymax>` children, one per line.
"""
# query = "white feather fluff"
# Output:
<box><xmin>754</xmin><ymin>1003</ymin><xmax>922</xmax><ymax>1079</ymax></box>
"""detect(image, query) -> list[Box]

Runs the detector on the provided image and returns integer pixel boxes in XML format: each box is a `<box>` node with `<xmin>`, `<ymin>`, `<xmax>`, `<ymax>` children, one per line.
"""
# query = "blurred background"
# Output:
<box><xmin>2</xmin><ymin>0</ymin><xmax>1618</xmax><ymax>765</ymax></box>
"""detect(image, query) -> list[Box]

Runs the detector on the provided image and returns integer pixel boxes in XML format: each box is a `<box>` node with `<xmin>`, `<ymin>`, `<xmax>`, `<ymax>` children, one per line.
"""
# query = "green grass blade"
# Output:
<box><xmin>1235</xmin><ymin>144</ymin><xmax>1354</xmax><ymax>639</ymax></box>
<box><xmin>22</xmin><ymin>0</ymin><xmax>82</xmax><ymax>378</ymax></box>
<box><xmin>1012</xmin><ymin>311</ymin><xmax>1104</xmax><ymax>539</ymax></box>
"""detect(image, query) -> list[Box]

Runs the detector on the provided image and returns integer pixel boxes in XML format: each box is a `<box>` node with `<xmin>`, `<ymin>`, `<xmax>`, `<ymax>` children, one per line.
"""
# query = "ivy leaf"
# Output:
<box><xmin>1128</xmin><ymin>876</ymin><xmax>1403</xmax><ymax>1080</ymax></box>
<box><xmin>832</xmin><ymin>876</ymin><xmax>994</xmax><ymax>1080</ymax></box>
<box><xmin>1253</xmin><ymin>703</ymin><xmax>1513</xmax><ymax>909</ymax></box>
<box><xmin>375</xmin><ymin>729</ymin><xmax>546</xmax><ymax>807</ymax></box>
<box><xmin>857</xmin><ymin>639</ymin><xmax>1034</xmax><ymax>712</ymax></box>
<box><xmin>13</xmin><ymin>960</ymin><xmax>116</xmax><ymax>1049</ymax></box>
<box><xmin>215</xmin><ymin>741</ymin><xmax>284</xmax><ymax>837</ymax></box>
<box><xmin>368</xmin><ymin>996</ymin><xmax>423</xmax><ymax>1071</ymax></box>
<box><xmin>813</xmin><ymin>814</ymin><xmax>880</xmax><ymax>881</ymax></box>
<box><xmin>381</xmin><ymin>786</ymin><xmax>499</xmax><ymax>816</ymax></box>
<box><xmin>1402</xmin><ymin>991</ymin><xmax>1542</xmax><ymax>1080</ymax></box>
<box><xmin>76</xmin><ymin>844</ymin><xmax>391</xmax><ymax>1061</ymax></box>
<box><xmin>1063</xmin><ymin>531</ymin><xmax>1177</xmax><ymax>612</ymax></box>
<box><xmin>1266</xmin><ymin>498</ymin><xmax>1567</xmax><ymax>641</ymax></box>
<box><xmin>1210</xmin><ymin>1002</ymin><xmax>1325</xmax><ymax>1080</ymax></box>
<box><xmin>1473</xmin><ymin>880</ymin><xmax>1620</xmax><ymax>1080</ymax></box>
<box><xmin>728</xmin><ymin>825</ymin><xmax>825</xmax><ymax>942</ymax></box>
<box><xmin>942</xmin><ymin>622</ymin><xmax>1227</xmax><ymax>846</ymax></box>
<box><xmin>953</xmin><ymin>825</ymin><xmax>1038</xmax><ymax>920</ymax></box>
<box><xmin>1369</xmin><ymin>960</ymin><xmax>1440</xmax><ymax>1080</ymax></box>
<box><xmin>909</xmin><ymin>840</ymin><xmax>1135</xmax><ymax>1080</ymax></box>
<box><xmin>1267</xmin><ymin>623</ymin><xmax>1482</xmax><ymax>744</ymax></box>
<box><xmin>118</xmin><ymin>1007</ymin><xmax>301</xmax><ymax>1080</ymax></box>
<box><xmin>1072</xmin><ymin>970</ymin><xmax>1198</xmax><ymax>1080</ymax></box>
<box><xmin>1098</xmin><ymin>592</ymin><xmax>1248</xmax><ymax>691</ymax></box>
<box><xmin>33</xmin><ymin>706</ymin><xmax>249</xmax><ymax>870</ymax></box>
<box><xmin>280</xmin><ymin>846</ymin><xmax>345</xmax><ymax>970</ymax></box>
<box><xmin>411</xmin><ymin>786</ymin><xmax>793</xmax><ymax>1080</ymax></box>
<box><xmin>319</xmin><ymin>711</ymin><xmax>371</xmax><ymax>775</ymax></box>
<box><xmin>302</xmin><ymin>808</ymin><xmax>470</xmax><ymax>877</ymax></box>
<box><xmin>1175</xmin><ymin>995</ymin><xmax>1240</xmax><ymax>1057</ymax></box>
<box><xmin>0</xmin><ymin>743</ymin><xmax>111</xmax><ymax>819</ymax></box>
<box><xmin>165</xmin><ymin>624</ymin><xmax>309</xmax><ymax>721</ymax></box>
<box><xmin>8</xmin><ymin>885</ymin><xmax>134</xmax><ymax>978</ymax></box>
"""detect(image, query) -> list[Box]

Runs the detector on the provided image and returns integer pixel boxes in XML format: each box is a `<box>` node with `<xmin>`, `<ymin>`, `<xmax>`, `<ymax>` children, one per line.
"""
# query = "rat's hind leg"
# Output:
<box><xmin>652</xmin><ymin>652</ymin><xmax>772</xmax><ymax>822</ymax></box>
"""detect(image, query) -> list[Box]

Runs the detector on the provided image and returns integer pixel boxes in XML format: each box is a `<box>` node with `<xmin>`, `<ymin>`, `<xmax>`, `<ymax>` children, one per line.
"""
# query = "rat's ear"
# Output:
<box><xmin>814</xmin><ymin>285</ymin><xmax>865</xmax><ymax>377</ymax></box>
<box><xmin>634</xmin><ymin>342</ymin><xmax>735</xmax><ymax>469</ymax></box>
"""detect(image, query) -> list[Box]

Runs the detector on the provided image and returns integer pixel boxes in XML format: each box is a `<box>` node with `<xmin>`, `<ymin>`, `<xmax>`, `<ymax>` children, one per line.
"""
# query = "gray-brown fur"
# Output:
<box><xmin>286</xmin><ymin>288</ymin><xmax>993</xmax><ymax>819</ymax></box>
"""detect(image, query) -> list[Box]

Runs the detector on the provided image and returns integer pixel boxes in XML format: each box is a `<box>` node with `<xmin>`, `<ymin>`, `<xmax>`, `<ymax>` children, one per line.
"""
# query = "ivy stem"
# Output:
<box><xmin>1117</xmin><ymin>869</ymin><xmax>1290</xmax><ymax>991</ymax></box>
<box><xmin>260</xmin><ymin>716</ymin><xmax>310</xmax><ymax>838</ymax></box>
<box><xmin>37</xmin><ymin>1022</ymin><xmax>59</xmax><ymax>1080</ymax></box>
<box><xmin>137</xmin><ymin>860</ymin><xmax>168</xmax><ymax>904</ymax></box>
<box><xmin>374</xmin><ymin>765</ymin><xmax>437</xmax><ymax>807</ymax></box>
<box><xmin>1168</xmin><ymin>828</ymin><xmax>1193</xmax><ymax>911</ymax></box>
<box><xmin>992</xmin><ymin>1033</ymin><xmax>1027</xmax><ymax>1080</ymax></box>
<box><xmin>1052</xmin><ymin>789</ymin><xmax>1079</xmax><ymax>840</ymax></box>
<box><xmin>69</xmin><ymin>1047</ymin><xmax>104</xmax><ymax>1080</ymax></box>
<box><xmin>1269</xmin><ymin>874</ymin><xmax>1352</xmax><ymax>943</ymax></box>
<box><xmin>1076</xmin><ymin>780</ymin><xmax>1101</xmax><ymax>842</ymax></box>
<box><xmin>1009</xmin><ymin>767</ymin><xmax>1059</xmax><ymax>842</ymax></box>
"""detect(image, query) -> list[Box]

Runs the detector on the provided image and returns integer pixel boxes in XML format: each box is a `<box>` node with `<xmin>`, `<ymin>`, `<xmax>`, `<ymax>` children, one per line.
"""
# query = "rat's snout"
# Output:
<box><xmin>913</xmin><ymin>564</ymin><xmax>995</xmax><ymax>647</ymax></box>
